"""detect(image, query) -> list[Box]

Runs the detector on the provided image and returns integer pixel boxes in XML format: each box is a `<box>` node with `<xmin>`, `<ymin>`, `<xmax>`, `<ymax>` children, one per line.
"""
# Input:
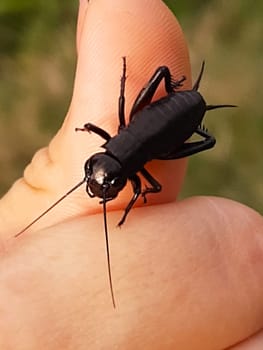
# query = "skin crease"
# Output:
<box><xmin>0</xmin><ymin>0</ymin><xmax>262</xmax><ymax>349</ymax></box>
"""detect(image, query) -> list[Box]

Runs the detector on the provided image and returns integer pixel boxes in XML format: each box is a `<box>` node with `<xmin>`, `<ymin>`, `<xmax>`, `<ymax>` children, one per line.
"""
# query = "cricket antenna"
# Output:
<box><xmin>192</xmin><ymin>61</ymin><xmax>205</xmax><ymax>91</ymax></box>
<box><xmin>14</xmin><ymin>179</ymin><xmax>86</xmax><ymax>238</ymax></box>
<box><xmin>102</xmin><ymin>186</ymin><xmax>116</xmax><ymax>308</ymax></box>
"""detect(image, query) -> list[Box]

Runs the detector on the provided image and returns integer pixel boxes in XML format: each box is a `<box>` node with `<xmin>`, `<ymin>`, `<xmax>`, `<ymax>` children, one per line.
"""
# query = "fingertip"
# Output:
<box><xmin>72</xmin><ymin>0</ymin><xmax>191</xmax><ymax>129</ymax></box>
<box><xmin>70</xmin><ymin>0</ymin><xmax>191</xmax><ymax>206</ymax></box>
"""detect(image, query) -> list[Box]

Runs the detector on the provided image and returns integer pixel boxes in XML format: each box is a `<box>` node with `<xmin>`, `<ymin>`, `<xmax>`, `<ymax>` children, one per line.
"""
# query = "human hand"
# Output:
<box><xmin>0</xmin><ymin>0</ymin><xmax>262</xmax><ymax>349</ymax></box>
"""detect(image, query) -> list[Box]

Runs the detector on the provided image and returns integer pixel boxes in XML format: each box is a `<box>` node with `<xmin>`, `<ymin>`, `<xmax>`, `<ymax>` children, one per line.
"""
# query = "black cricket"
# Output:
<box><xmin>15</xmin><ymin>57</ymin><xmax>235</xmax><ymax>307</ymax></box>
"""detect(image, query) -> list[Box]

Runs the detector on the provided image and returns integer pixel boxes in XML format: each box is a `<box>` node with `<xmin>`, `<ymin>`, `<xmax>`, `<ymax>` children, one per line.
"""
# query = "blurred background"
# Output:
<box><xmin>0</xmin><ymin>0</ymin><xmax>262</xmax><ymax>213</ymax></box>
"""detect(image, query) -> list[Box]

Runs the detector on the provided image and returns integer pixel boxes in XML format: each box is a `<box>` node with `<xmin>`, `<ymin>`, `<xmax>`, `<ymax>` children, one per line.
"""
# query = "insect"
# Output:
<box><xmin>15</xmin><ymin>57</ymin><xmax>236</xmax><ymax>307</ymax></box>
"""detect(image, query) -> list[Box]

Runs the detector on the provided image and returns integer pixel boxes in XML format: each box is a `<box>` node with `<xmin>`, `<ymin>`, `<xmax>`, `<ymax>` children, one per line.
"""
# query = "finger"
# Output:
<box><xmin>108</xmin><ymin>198</ymin><xmax>263</xmax><ymax>349</ymax></box>
<box><xmin>227</xmin><ymin>329</ymin><xmax>263</xmax><ymax>349</ymax></box>
<box><xmin>0</xmin><ymin>0</ymin><xmax>190</xmax><ymax>237</ymax></box>
<box><xmin>70</xmin><ymin>0</ymin><xmax>191</xmax><ymax>207</ymax></box>
<box><xmin>76</xmin><ymin>0</ymin><xmax>89</xmax><ymax>53</ymax></box>
<box><xmin>47</xmin><ymin>0</ymin><xmax>191</xmax><ymax>211</ymax></box>
<box><xmin>1</xmin><ymin>198</ymin><xmax>262</xmax><ymax>349</ymax></box>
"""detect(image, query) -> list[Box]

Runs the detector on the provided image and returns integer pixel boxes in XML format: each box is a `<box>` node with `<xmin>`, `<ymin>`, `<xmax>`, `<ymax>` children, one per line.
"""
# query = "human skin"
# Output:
<box><xmin>0</xmin><ymin>0</ymin><xmax>263</xmax><ymax>349</ymax></box>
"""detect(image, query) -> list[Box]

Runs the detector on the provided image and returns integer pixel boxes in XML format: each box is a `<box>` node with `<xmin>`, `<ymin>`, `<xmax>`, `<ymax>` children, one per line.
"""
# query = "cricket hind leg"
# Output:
<box><xmin>129</xmin><ymin>66</ymin><xmax>186</xmax><ymax>120</ymax></box>
<box><xmin>158</xmin><ymin>126</ymin><xmax>216</xmax><ymax>160</ymax></box>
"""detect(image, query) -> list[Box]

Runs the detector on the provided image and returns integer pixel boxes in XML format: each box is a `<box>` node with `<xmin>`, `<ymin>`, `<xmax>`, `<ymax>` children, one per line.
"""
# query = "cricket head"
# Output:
<box><xmin>84</xmin><ymin>153</ymin><xmax>127</xmax><ymax>201</ymax></box>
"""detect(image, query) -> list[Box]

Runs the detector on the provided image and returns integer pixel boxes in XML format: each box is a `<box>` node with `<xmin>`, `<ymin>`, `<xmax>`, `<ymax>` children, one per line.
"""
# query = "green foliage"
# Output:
<box><xmin>0</xmin><ymin>1</ymin><xmax>262</xmax><ymax>213</ymax></box>
<box><xmin>0</xmin><ymin>0</ymin><xmax>35</xmax><ymax>14</ymax></box>
<box><xmin>164</xmin><ymin>0</ymin><xmax>211</xmax><ymax>18</ymax></box>
<box><xmin>0</xmin><ymin>0</ymin><xmax>77</xmax><ymax>54</ymax></box>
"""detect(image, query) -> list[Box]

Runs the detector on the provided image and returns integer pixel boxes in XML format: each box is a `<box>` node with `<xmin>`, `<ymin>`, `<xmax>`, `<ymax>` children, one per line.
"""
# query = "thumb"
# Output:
<box><xmin>0</xmin><ymin>0</ymin><xmax>191</xmax><ymax>238</ymax></box>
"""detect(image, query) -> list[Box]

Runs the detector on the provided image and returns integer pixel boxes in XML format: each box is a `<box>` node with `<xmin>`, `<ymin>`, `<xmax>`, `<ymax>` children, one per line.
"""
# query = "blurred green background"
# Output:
<box><xmin>0</xmin><ymin>0</ymin><xmax>262</xmax><ymax>213</ymax></box>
